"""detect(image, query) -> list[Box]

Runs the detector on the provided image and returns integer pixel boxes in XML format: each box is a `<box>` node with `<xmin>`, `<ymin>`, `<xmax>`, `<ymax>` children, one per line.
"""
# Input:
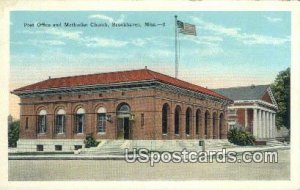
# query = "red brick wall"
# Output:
<box><xmin>235</xmin><ymin>108</ymin><xmax>253</xmax><ymax>130</ymax></box>
<box><xmin>18</xmin><ymin>87</ymin><xmax>228</xmax><ymax>140</ymax></box>
<box><xmin>236</xmin><ymin>109</ymin><xmax>245</xmax><ymax>127</ymax></box>
<box><xmin>262</xmin><ymin>91</ymin><xmax>273</xmax><ymax>104</ymax></box>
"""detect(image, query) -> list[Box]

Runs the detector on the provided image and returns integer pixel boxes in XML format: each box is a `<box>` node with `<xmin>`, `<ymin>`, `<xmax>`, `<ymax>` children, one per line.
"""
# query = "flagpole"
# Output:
<box><xmin>175</xmin><ymin>15</ymin><xmax>179</xmax><ymax>78</ymax></box>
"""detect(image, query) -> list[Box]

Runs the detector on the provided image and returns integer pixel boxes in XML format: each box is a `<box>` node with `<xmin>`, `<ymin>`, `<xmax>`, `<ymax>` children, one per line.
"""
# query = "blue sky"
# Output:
<box><xmin>10</xmin><ymin>11</ymin><xmax>291</xmax><ymax>88</ymax></box>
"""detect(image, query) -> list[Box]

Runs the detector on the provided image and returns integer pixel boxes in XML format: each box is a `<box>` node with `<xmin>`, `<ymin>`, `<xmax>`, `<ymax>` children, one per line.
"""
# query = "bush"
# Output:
<box><xmin>227</xmin><ymin>127</ymin><xmax>255</xmax><ymax>146</ymax></box>
<box><xmin>84</xmin><ymin>135</ymin><xmax>99</xmax><ymax>148</ymax></box>
<box><xmin>8</xmin><ymin>120</ymin><xmax>20</xmax><ymax>147</ymax></box>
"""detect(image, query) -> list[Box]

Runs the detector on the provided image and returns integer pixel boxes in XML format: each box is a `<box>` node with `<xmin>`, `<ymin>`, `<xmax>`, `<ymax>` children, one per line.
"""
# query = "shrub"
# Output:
<box><xmin>8</xmin><ymin>120</ymin><xmax>20</xmax><ymax>147</ymax></box>
<box><xmin>227</xmin><ymin>127</ymin><xmax>255</xmax><ymax>146</ymax></box>
<box><xmin>84</xmin><ymin>135</ymin><xmax>99</xmax><ymax>148</ymax></box>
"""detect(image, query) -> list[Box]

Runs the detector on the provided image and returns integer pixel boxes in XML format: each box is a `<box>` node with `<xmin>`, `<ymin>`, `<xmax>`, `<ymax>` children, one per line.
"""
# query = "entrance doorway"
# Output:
<box><xmin>116</xmin><ymin>103</ymin><xmax>132</xmax><ymax>139</ymax></box>
<box><xmin>124</xmin><ymin>118</ymin><xmax>130</xmax><ymax>139</ymax></box>
<box><xmin>117</xmin><ymin>117</ymin><xmax>131</xmax><ymax>139</ymax></box>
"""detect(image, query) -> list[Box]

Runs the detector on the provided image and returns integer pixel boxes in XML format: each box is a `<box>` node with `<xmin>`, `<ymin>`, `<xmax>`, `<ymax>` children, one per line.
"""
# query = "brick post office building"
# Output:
<box><xmin>12</xmin><ymin>68</ymin><xmax>232</xmax><ymax>151</ymax></box>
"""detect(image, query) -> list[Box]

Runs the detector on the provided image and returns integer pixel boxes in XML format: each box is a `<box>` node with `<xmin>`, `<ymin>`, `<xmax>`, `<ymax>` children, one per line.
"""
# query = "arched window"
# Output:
<box><xmin>213</xmin><ymin>112</ymin><xmax>217</xmax><ymax>139</ymax></box>
<box><xmin>38</xmin><ymin>110</ymin><xmax>47</xmax><ymax>133</ymax></box>
<box><xmin>219</xmin><ymin>113</ymin><xmax>224</xmax><ymax>139</ymax></box>
<box><xmin>174</xmin><ymin>106</ymin><xmax>181</xmax><ymax>135</ymax></box>
<box><xmin>75</xmin><ymin>108</ymin><xmax>85</xmax><ymax>134</ymax></box>
<box><xmin>118</xmin><ymin>104</ymin><xmax>130</xmax><ymax>114</ymax></box>
<box><xmin>55</xmin><ymin>109</ymin><xmax>66</xmax><ymax>134</ymax></box>
<box><xmin>205</xmin><ymin>111</ymin><xmax>210</xmax><ymax>137</ymax></box>
<box><xmin>97</xmin><ymin>107</ymin><xmax>106</xmax><ymax>133</ymax></box>
<box><xmin>186</xmin><ymin>108</ymin><xmax>192</xmax><ymax>135</ymax></box>
<box><xmin>162</xmin><ymin>103</ymin><xmax>170</xmax><ymax>135</ymax></box>
<box><xmin>196</xmin><ymin>109</ymin><xmax>201</xmax><ymax>135</ymax></box>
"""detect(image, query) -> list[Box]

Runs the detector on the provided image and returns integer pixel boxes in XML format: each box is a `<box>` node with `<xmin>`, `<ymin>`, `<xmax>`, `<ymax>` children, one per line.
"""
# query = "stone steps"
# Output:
<box><xmin>82</xmin><ymin>139</ymin><xmax>237</xmax><ymax>155</ymax></box>
<box><xmin>204</xmin><ymin>139</ymin><xmax>237</xmax><ymax>150</ymax></box>
<box><xmin>266</xmin><ymin>139</ymin><xmax>288</xmax><ymax>147</ymax></box>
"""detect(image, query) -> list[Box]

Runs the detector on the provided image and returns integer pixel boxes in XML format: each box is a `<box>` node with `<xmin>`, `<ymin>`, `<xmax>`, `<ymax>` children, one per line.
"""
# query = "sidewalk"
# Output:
<box><xmin>8</xmin><ymin>144</ymin><xmax>289</xmax><ymax>160</ymax></box>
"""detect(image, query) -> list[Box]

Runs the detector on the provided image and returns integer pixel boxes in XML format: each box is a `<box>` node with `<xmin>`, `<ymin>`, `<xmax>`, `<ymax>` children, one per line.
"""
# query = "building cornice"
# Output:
<box><xmin>12</xmin><ymin>80</ymin><xmax>232</xmax><ymax>105</ymax></box>
<box><xmin>233</xmin><ymin>99</ymin><xmax>278</xmax><ymax>111</ymax></box>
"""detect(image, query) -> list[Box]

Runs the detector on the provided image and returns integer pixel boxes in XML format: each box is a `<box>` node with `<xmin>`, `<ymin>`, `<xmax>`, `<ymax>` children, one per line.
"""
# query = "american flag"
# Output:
<box><xmin>177</xmin><ymin>20</ymin><xmax>197</xmax><ymax>36</ymax></box>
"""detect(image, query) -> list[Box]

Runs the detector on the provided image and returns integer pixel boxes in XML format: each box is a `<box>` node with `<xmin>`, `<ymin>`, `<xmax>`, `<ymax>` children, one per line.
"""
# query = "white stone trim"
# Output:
<box><xmin>77</xmin><ymin>108</ymin><xmax>85</xmax><ymax>114</ymax></box>
<box><xmin>266</xmin><ymin>87</ymin><xmax>278</xmax><ymax>108</ymax></box>
<box><xmin>229</xmin><ymin>105</ymin><xmax>276</xmax><ymax>114</ymax></box>
<box><xmin>234</xmin><ymin>99</ymin><xmax>277</xmax><ymax>110</ymax></box>
<box><xmin>39</xmin><ymin>110</ymin><xmax>47</xmax><ymax>115</ymax></box>
<box><xmin>97</xmin><ymin>107</ymin><xmax>106</xmax><ymax>113</ymax></box>
<box><xmin>253</xmin><ymin>109</ymin><xmax>258</xmax><ymax>138</ymax></box>
<box><xmin>57</xmin><ymin>109</ymin><xmax>66</xmax><ymax>115</ymax></box>
<box><xmin>16</xmin><ymin>139</ymin><xmax>85</xmax><ymax>152</ymax></box>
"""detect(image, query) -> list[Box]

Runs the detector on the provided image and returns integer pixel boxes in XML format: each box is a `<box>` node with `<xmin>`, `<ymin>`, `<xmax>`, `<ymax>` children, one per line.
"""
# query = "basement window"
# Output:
<box><xmin>55</xmin><ymin>145</ymin><xmax>62</xmax><ymax>151</ymax></box>
<box><xmin>36</xmin><ymin>145</ymin><xmax>44</xmax><ymax>151</ymax></box>
<box><xmin>74</xmin><ymin>145</ymin><xmax>82</xmax><ymax>150</ymax></box>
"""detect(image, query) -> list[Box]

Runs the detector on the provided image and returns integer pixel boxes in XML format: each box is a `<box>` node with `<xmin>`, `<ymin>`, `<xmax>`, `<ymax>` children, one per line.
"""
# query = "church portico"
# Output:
<box><xmin>214</xmin><ymin>85</ymin><xmax>278</xmax><ymax>140</ymax></box>
<box><xmin>229</xmin><ymin>104</ymin><xmax>276</xmax><ymax>139</ymax></box>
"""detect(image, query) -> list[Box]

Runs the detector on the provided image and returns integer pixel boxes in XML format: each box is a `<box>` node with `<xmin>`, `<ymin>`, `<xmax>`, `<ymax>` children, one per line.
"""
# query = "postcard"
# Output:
<box><xmin>1</xmin><ymin>1</ymin><xmax>300</xmax><ymax>190</ymax></box>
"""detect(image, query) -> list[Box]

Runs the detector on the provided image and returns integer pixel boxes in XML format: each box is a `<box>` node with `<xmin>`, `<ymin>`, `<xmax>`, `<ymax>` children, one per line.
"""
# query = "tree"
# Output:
<box><xmin>271</xmin><ymin>68</ymin><xmax>290</xmax><ymax>129</ymax></box>
<box><xmin>8</xmin><ymin>120</ymin><xmax>20</xmax><ymax>147</ymax></box>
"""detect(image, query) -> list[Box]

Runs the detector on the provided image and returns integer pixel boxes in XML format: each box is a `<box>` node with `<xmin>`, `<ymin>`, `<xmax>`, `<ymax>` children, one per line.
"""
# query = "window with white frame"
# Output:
<box><xmin>97</xmin><ymin>107</ymin><xmax>106</xmax><ymax>133</ymax></box>
<box><xmin>37</xmin><ymin>110</ymin><xmax>47</xmax><ymax>133</ymax></box>
<box><xmin>75</xmin><ymin>108</ymin><xmax>85</xmax><ymax>134</ymax></box>
<box><xmin>55</xmin><ymin>109</ymin><xmax>66</xmax><ymax>134</ymax></box>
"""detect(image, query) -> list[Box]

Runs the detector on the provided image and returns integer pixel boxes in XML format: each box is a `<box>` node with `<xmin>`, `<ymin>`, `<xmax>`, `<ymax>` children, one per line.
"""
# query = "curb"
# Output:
<box><xmin>9</xmin><ymin>146</ymin><xmax>290</xmax><ymax>160</ymax></box>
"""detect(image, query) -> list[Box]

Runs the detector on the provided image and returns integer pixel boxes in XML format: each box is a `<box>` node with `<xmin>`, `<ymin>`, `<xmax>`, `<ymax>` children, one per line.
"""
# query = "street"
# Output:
<box><xmin>8</xmin><ymin>149</ymin><xmax>290</xmax><ymax>181</ymax></box>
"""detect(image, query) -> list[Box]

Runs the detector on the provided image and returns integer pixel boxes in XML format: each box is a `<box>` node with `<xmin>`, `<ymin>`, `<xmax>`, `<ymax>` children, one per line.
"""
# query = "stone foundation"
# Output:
<box><xmin>16</xmin><ymin>139</ymin><xmax>85</xmax><ymax>152</ymax></box>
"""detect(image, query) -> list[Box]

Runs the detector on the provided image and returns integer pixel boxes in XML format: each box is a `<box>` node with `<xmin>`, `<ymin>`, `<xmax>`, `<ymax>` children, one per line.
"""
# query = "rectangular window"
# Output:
<box><xmin>38</xmin><ymin>115</ymin><xmax>46</xmax><ymax>133</ymax></box>
<box><xmin>97</xmin><ymin>113</ymin><xmax>106</xmax><ymax>133</ymax></box>
<box><xmin>75</xmin><ymin>114</ymin><xmax>84</xmax><ymax>133</ymax></box>
<box><xmin>141</xmin><ymin>113</ymin><xmax>144</xmax><ymax>128</ymax></box>
<box><xmin>56</xmin><ymin>115</ymin><xmax>65</xmax><ymax>134</ymax></box>
<box><xmin>25</xmin><ymin>117</ymin><xmax>29</xmax><ymax>129</ymax></box>
<box><xmin>55</xmin><ymin>145</ymin><xmax>62</xmax><ymax>151</ymax></box>
<box><xmin>37</xmin><ymin>145</ymin><xmax>43</xmax><ymax>151</ymax></box>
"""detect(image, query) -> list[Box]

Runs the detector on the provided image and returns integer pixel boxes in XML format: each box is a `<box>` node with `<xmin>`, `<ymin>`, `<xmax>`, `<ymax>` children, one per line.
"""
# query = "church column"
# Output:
<box><xmin>264</xmin><ymin>111</ymin><xmax>268</xmax><ymax>139</ymax></box>
<box><xmin>257</xmin><ymin>109</ymin><xmax>261</xmax><ymax>138</ymax></box>
<box><xmin>267</xmin><ymin>112</ymin><xmax>272</xmax><ymax>138</ymax></box>
<box><xmin>253</xmin><ymin>109</ymin><xmax>258</xmax><ymax>138</ymax></box>
<box><xmin>270</xmin><ymin>112</ymin><xmax>273</xmax><ymax>139</ymax></box>
<box><xmin>259</xmin><ymin>110</ymin><xmax>263</xmax><ymax>138</ymax></box>
<box><xmin>266</xmin><ymin>111</ymin><xmax>269</xmax><ymax>139</ymax></box>
<box><xmin>273</xmin><ymin>113</ymin><xmax>276</xmax><ymax>138</ymax></box>
<box><xmin>262</xmin><ymin>111</ymin><xmax>265</xmax><ymax>138</ymax></box>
